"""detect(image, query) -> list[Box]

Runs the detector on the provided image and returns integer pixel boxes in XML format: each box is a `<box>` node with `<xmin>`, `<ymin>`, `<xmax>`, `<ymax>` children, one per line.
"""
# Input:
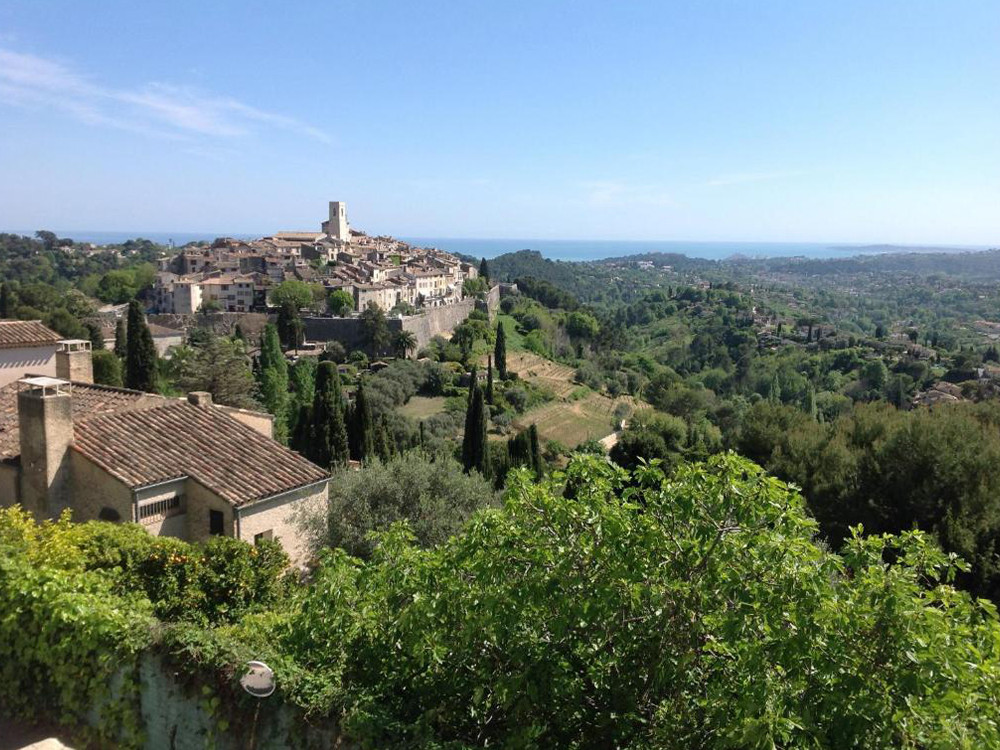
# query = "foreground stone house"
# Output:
<box><xmin>0</xmin><ymin>346</ymin><xmax>329</xmax><ymax>565</ymax></box>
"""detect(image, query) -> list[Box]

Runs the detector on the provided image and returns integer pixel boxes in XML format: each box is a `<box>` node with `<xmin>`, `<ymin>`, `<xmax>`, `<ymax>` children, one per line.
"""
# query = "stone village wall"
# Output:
<box><xmin>149</xmin><ymin>286</ymin><xmax>500</xmax><ymax>357</ymax></box>
<box><xmin>303</xmin><ymin>285</ymin><xmax>500</xmax><ymax>355</ymax></box>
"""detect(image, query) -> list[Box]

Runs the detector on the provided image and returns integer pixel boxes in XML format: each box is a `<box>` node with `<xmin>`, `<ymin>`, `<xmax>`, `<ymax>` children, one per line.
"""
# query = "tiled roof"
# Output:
<box><xmin>0</xmin><ymin>320</ymin><xmax>61</xmax><ymax>350</ymax></box>
<box><xmin>0</xmin><ymin>381</ymin><xmax>161</xmax><ymax>460</ymax></box>
<box><xmin>74</xmin><ymin>401</ymin><xmax>329</xmax><ymax>505</ymax></box>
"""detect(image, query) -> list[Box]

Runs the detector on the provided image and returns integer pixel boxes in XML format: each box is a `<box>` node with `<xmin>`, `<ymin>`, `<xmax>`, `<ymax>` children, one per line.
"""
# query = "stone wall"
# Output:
<box><xmin>303</xmin><ymin>286</ymin><xmax>500</xmax><ymax>356</ymax></box>
<box><xmin>147</xmin><ymin>312</ymin><xmax>270</xmax><ymax>342</ymax></box>
<box><xmin>235</xmin><ymin>482</ymin><xmax>326</xmax><ymax>566</ymax></box>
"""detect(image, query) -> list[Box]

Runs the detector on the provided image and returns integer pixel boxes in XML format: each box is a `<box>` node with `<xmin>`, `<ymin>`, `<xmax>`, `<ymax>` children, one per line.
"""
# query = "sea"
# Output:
<box><xmin>5</xmin><ymin>230</ymin><xmax>992</xmax><ymax>263</ymax></box>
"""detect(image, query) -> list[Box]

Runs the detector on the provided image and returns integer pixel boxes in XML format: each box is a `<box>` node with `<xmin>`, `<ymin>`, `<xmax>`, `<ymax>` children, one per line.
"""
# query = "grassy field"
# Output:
<box><xmin>398</xmin><ymin>396</ymin><xmax>448</xmax><ymax>420</ymax></box>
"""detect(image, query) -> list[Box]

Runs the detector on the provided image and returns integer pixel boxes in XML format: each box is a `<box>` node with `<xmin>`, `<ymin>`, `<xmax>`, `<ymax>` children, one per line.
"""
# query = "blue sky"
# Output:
<box><xmin>0</xmin><ymin>1</ymin><xmax>997</xmax><ymax>244</ymax></box>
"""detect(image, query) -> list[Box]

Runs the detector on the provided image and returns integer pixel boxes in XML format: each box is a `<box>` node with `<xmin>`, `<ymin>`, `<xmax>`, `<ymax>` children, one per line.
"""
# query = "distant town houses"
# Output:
<box><xmin>151</xmin><ymin>201</ymin><xmax>479</xmax><ymax>316</ymax></box>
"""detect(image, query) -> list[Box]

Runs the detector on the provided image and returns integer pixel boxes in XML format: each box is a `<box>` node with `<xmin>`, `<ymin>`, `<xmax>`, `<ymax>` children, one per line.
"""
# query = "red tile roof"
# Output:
<box><xmin>73</xmin><ymin>401</ymin><xmax>329</xmax><ymax>504</ymax></box>
<box><xmin>0</xmin><ymin>380</ymin><xmax>329</xmax><ymax>505</ymax></box>
<box><xmin>0</xmin><ymin>320</ymin><xmax>61</xmax><ymax>350</ymax></box>
<box><xmin>0</xmin><ymin>381</ymin><xmax>161</xmax><ymax>460</ymax></box>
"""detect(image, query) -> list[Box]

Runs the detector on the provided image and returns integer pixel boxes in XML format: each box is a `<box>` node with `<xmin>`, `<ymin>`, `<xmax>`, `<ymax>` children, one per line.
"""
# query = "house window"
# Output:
<box><xmin>137</xmin><ymin>494</ymin><xmax>184</xmax><ymax>523</ymax></box>
<box><xmin>209</xmin><ymin>509</ymin><xmax>224</xmax><ymax>536</ymax></box>
<box><xmin>254</xmin><ymin>529</ymin><xmax>274</xmax><ymax>545</ymax></box>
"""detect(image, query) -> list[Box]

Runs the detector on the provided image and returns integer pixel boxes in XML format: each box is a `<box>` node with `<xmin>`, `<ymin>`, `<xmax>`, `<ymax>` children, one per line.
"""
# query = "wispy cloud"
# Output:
<box><xmin>580</xmin><ymin>180</ymin><xmax>676</xmax><ymax>208</ymax></box>
<box><xmin>0</xmin><ymin>48</ymin><xmax>330</xmax><ymax>143</ymax></box>
<box><xmin>705</xmin><ymin>170</ymin><xmax>803</xmax><ymax>188</ymax></box>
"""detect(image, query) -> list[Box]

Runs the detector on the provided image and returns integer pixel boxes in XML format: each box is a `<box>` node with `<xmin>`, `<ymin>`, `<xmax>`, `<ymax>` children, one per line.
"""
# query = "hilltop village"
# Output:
<box><xmin>152</xmin><ymin>201</ymin><xmax>481</xmax><ymax>315</ymax></box>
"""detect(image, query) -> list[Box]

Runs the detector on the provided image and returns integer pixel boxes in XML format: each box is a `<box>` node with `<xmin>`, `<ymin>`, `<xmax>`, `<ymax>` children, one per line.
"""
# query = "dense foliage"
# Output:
<box><xmin>5</xmin><ymin>457</ymin><xmax>1000</xmax><ymax>748</ymax></box>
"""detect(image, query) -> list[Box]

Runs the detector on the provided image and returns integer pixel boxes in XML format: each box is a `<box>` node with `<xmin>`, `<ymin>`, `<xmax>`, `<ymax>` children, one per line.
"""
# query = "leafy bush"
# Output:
<box><xmin>74</xmin><ymin>522</ymin><xmax>291</xmax><ymax>625</ymax></box>
<box><xmin>312</xmin><ymin>452</ymin><xmax>500</xmax><ymax>559</ymax></box>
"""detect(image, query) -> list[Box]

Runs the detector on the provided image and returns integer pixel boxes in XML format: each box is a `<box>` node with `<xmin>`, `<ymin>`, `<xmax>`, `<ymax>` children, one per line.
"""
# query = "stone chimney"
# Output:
<box><xmin>188</xmin><ymin>391</ymin><xmax>213</xmax><ymax>407</ymax></box>
<box><xmin>55</xmin><ymin>339</ymin><xmax>93</xmax><ymax>384</ymax></box>
<box><xmin>17</xmin><ymin>377</ymin><xmax>74</xmax><ymax>519</ymax></box>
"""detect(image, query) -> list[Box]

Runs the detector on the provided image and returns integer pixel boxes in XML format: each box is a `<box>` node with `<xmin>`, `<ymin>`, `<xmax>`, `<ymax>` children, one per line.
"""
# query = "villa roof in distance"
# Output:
<box><xmin>0</xmin><ymin>320</ymin><xmax>61</xmax><ymax>349</ymax></box>
<box><xmin>73</xmin><ymin>401</ymin><xmax>329</xmax><ymax>504</ymax></box>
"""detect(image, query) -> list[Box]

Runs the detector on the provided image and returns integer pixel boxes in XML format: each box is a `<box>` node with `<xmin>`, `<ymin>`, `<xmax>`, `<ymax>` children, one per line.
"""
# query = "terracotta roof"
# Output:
<box><xmin>73</xmin><ymin>401</ymin><xmax>328</xmax><ymax>504</ymax></box>
<box><xmin>0</xmin><ymin>381</ymin><xmax>161</xmax><ymax>460</ymax></box>
<box><xmin>0</xmin><ymin>320</ymin><xmax>61</xmax><ymax>350</ymax></box>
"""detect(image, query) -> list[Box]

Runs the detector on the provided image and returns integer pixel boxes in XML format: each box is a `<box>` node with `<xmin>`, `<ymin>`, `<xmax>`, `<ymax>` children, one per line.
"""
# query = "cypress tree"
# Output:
<box><xmin>419</xmin><ymin>420</ymin><xmax>426</xmax><ymax>449</ymax></box>
<box><xmin>0</xmin><ymin>282</ymin><xmax>12</xmax><ymax>318</ymax></box>
<box><xmin>462</xmin><ymin>380</ymin><xmax>490</xmax><ymax>478</ymax></box>
<box><xmin>804</xmin><ymin>387</ymin><xmax>818</xmax><ymax>421</ymax></box>
<box><xmin>232</xmin><ymin>323</ymin><xmax>247</xmax><ymax>344</ymax></box>
<box><xmin>507</xmin><ymin>429</ymin><xmax>531</xmax><ymax>468</ymax></box>
<box><xmin>85</xmin><ymin>322</ymin><xmax>105</xmax><ymax>350</ymax></box>
<box><xmin>309</xmin><ymin>362</ymin><xmax>348</xmax><ymax>468</ymax></box>
<box><xmin>290</xmin><ymin>403</ymin><xmax>313</xmax><ymax>455</ymax></box>
<box><xmin>528</xmin><ymin>423</ymin><xmax>543</xmax><ymax>479</ymax></box>
<box><xmin>257</xmin><ymin>324</ymin><xmax>290</xmax><ymax>442</ymax></box>
<box><xmin>114</xmin><ymin>317</ymin><xmax>127</xmax><ymax>359</ymax></box>
<box><xmin>478</xmin><ymin>257</ymin><xmax>490</xmax><ymax>283</ymax></box>
<box><xmin>768</xmin><ymin>374</ymin><xmax>782</xmax><ymax>404</ymax></box>
<box><xmin>277</xmin><ymin>301</ymin><xmax>304</xmax><ymax>351</ymax></box>
<box><xmin>124</xmin><ymin>300</ymin><xmax>157</xmax><ymax>392</ymax></box>
<box><xmin>486</xmin><ymin>356</ymin><xmax>494</xmax><ymax>404</ymax></box>
<box><xmin>467</xmin><ymin>366</ymin><xmax>478</xmax><ymax>405</ymax></box>
<box><xmin>375</xmin><ymin>416</ymin><xmax>394</xmax><ymax>462</ymax></box>
<box><xmin>349</xmin><ymin>379</ymin><xmax>375</xmax><ymax>462</ymax></box>
<box><xmin>494</xmin><ymin>321</ymin><xmax>507</xmax><ymax>380</ymax></box>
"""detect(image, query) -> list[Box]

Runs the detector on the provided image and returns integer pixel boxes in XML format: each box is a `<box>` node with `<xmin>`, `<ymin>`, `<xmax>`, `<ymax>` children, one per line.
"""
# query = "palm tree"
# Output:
<box><xmin>393</xmin><ymin>330</ymin><xmax>417</xmax><ymax>359</ymax></box>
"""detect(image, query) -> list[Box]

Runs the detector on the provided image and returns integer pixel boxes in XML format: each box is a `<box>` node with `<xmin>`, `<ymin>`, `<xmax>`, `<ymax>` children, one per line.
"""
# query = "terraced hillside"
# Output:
<box><xmin>505</xmin><ymin>351</ymin><xmax>579</xmax><ymax>398</ymax></box>
<box><xmin>501</xmin><ymin>351</ymin><xmax>646</xmax><ymax>448</ymax></box>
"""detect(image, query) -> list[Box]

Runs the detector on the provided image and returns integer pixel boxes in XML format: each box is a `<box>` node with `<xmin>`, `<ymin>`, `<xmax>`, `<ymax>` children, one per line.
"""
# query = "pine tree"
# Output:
<box><xmin>309</xmin><ymin>362</ymin><xmax>349</xmax><ymax>468</ymax></box>
<box><xmin>478</xmin><ymin>257</ymin><xmax>490</xmax><ymax>283</ymax></box>
<box><xmin>494</xmin><ymin>321</ymin><xmax>507</xmax><ymax>380</ymax></box>
<box><xmin>486</xmin><ymin>356</ymin><xmax>494</xmax><ymax>404</ymax></box>
<box><xmin>349</xmin><ymin>379</ymin><xmax>375</xmax><ymax>462</ymax></box>
<box><xmin>257</xmin><ymin>324</ymin><xmax>290</xmax><ymax>442</ymax></box>
<box><xmin>0</xmin><ymin>282</ymin><xmax>12</xmax><ymax>318</ymax></box>
<box><xmin>124</xmin><ymin>300</ymin><xmax>157</xmax><ymax>392</ymax></box>
<box><xmin>114</xmin><ymin>317</ymin><xmax>128</xmax><ymax>359</ymax></box>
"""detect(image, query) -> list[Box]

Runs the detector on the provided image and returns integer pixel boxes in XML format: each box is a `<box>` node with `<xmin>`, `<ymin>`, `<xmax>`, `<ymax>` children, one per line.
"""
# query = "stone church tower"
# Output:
<box><xmin>322</xmin><ymin>201</ymin><xmax>350</xmax><ymax>241</ymax></box>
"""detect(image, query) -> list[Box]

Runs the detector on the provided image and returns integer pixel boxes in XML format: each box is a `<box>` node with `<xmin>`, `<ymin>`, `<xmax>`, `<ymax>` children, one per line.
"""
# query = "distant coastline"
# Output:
<box><xmin>2</xmin><ymin>229</ymin><xmax>992</xmax><ymax>263</ymax></box>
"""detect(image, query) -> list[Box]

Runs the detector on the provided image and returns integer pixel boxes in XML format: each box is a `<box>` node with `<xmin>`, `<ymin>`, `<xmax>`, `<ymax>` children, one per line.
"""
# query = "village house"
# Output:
<box><xmin>0</xmin><ymin>320</ymin><xmax>63</xmax><ymax>388</ymax></box>
<box><xmin>0</xmin><ymin>344</ymin><xmax>329</xmax><ymax>565</ymax></box>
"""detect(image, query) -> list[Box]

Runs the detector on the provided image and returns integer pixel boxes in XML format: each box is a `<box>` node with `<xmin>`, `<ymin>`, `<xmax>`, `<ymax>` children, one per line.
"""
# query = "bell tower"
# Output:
<box><xmin>324</xmin><ymin>201</ymin><xmax>350</xmax><ymax>241</ymax></box>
